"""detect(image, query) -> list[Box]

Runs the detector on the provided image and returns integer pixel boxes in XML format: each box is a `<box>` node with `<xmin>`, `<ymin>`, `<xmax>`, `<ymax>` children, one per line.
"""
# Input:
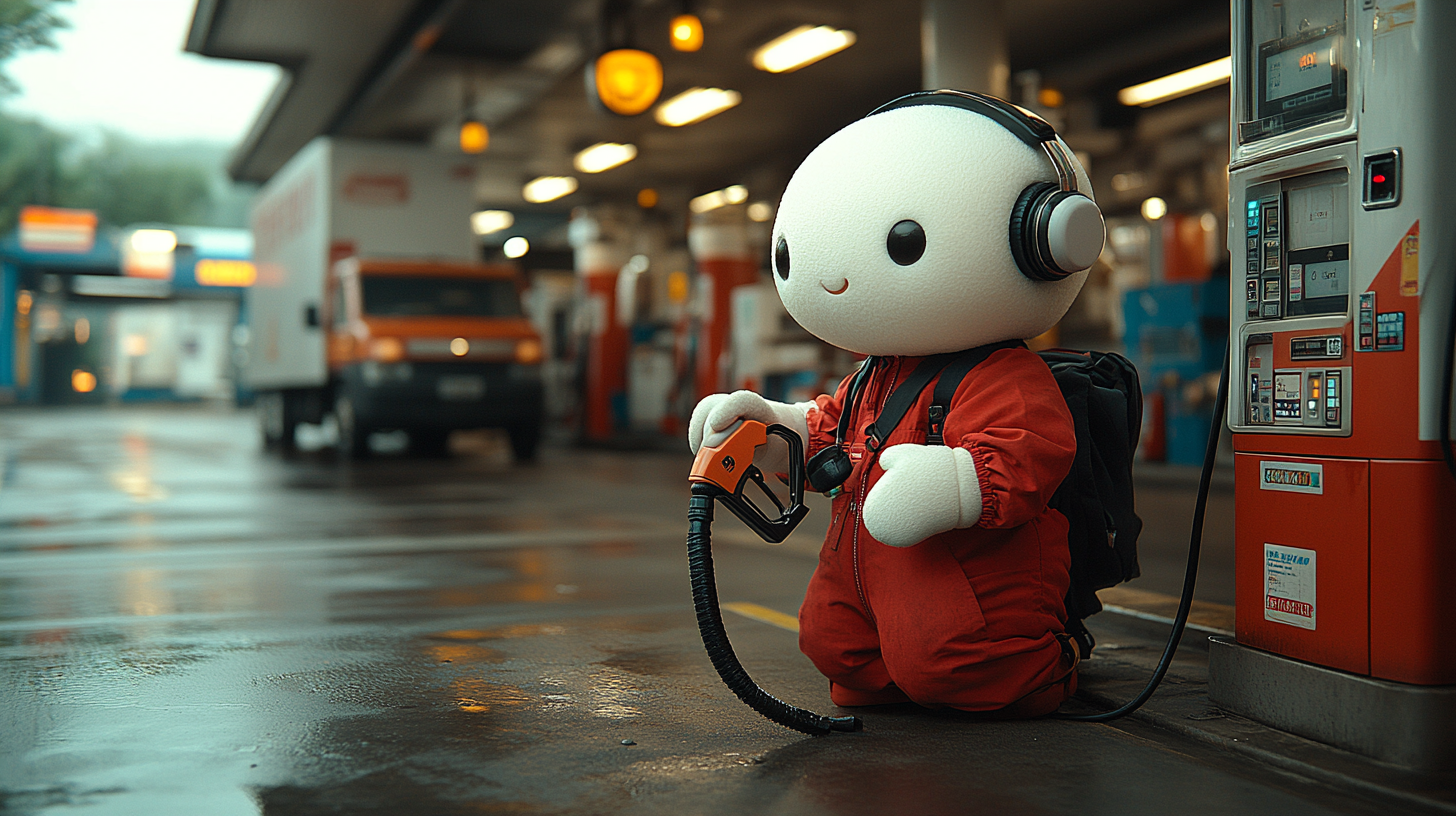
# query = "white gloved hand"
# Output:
<box><xmin>687</xmin><ymin>390</ymin><xmax>813</xmax><ymax>454</ymax></box>
<box><xmin>862</xmin><ymin>444</ymin><xmax>984</xmax><ymax>548</ymax></box>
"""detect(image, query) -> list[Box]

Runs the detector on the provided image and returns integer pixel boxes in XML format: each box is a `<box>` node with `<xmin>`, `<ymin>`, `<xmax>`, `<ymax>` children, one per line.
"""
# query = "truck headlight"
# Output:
<box><xmin>514</xmin><ymin>337</ymin><xmax>544</xmax><ymax>365</ymax></box>
<box><xmin>370</xmin><ymin>337</ymin><xmax>405</xmax><ymax>362</ymax></box>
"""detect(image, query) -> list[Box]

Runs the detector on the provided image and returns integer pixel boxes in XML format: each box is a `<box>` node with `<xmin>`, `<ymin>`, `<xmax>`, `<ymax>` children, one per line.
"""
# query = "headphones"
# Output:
<box><xmin>867</xmin><ymin>89</ymin><xmax>1106</xmax><ymax>281</ymax></box>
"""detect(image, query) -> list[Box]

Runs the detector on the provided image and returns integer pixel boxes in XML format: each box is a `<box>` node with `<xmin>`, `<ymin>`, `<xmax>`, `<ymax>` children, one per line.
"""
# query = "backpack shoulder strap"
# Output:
<box><xmin>833</xmin><ymin>357</ymin><xmax>879</xmax><ymax>446</ymax></box>
<box><xmin>926</xmin><ymin>340</ymin><xmax>1028</xmax><ymax>445</ymax></box>
<box><xmin>860</xmin><ymin>353</ymin><xmax>958</xmax><ymax>451</ymax></box>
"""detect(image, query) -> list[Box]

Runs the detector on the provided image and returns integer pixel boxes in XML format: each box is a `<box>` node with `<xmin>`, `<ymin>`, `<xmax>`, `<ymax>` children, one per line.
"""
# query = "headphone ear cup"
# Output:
<box><xmin>1044</xmin><ymin>192</ymin><xmax>1105</xmax><ymax>273</ymax></box>
<box><xmin>1009</xmin><ymin>183</ymin><xmax>1104</xmax><ymax>281</ymax></box>
<box><xmin>1009</xmin><ymin>182</ymin><xmax>1063</xmax><ymax>281</ymax></box>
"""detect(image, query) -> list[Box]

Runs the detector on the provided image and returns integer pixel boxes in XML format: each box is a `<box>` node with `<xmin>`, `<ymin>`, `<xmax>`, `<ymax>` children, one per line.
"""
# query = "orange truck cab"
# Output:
<box><xmin>325</xmin><ymin>258</ymin><xmax>544</xmax><ymax>458</ymax></box>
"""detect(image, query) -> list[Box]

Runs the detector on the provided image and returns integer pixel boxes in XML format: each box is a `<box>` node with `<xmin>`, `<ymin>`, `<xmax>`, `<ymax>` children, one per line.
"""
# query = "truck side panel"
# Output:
<box><xmin>328</xmin><ymin>140</ymin><xmax>478</xmax><ymax>262</ymax></box>
<box><xmin>247</xmin><ymin>138</ymin><xmax>331</xmax><ymax>390</ymax></box>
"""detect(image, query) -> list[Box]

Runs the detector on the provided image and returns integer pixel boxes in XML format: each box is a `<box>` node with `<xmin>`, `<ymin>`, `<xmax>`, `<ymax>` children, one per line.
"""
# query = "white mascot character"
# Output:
<box><xmin>688</xmin><ymin>90</ymin><xmax>1105</xmax><ymax>717</ymax></box>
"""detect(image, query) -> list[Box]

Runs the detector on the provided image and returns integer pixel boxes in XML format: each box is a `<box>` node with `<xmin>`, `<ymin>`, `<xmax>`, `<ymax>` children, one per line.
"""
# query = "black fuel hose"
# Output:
<box><xmin>1057</xmin><ymin>346</ymin><xmax>1230</xmax><ymax>722</ymax></box>
<box><xmin>687</xmin><ymin>487</ymin><xmax>862</xmax><ymax>736</ymax></box>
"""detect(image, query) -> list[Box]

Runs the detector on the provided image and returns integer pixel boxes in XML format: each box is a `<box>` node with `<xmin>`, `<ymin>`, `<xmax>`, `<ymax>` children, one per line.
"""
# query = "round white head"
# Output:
<box><xmin>771</xmin><ymin>103</ymin><xmax>1095</xmax><ymax>357</ymax></box>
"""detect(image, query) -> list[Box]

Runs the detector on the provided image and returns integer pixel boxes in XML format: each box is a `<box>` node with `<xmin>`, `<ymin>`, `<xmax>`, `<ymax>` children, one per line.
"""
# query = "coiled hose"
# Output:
<box><xmin>687</xmin><ymin>487</ymin><xmax>862</xmax><ymax>735</ymax></box>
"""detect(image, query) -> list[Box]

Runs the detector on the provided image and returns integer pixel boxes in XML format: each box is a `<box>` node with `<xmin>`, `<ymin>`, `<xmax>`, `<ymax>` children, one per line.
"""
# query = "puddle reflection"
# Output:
<box><xmin>110</xmin><ymin>432</ymin><xmax>169</xmax><ymax>503</ymax></box>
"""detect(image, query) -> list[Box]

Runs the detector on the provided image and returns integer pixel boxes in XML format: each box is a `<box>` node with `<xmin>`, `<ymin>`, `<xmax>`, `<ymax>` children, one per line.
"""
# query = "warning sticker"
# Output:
<box><xmin>1259</xmin><ymin>460</ymin><xmax>1323</xmax><ymax>494</ymax></box>
<box><xmin>1401</xmin><ymin>233</ymin><xmax>1419</xmax><ymax>297</ymax></box>
<box><xmin>1265</xmin><ymin>543</ymin><xmax>1317</xmax><ymax>630</ymax></box>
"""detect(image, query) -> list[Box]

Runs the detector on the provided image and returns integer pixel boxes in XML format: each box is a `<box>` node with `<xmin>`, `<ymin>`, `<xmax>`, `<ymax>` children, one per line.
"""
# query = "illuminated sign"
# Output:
<box><xmin>194</xmin><ymin>259</ymin><xmax>257</xmax><ymax>287</ymax></box>
<box><xmin>18</xmin><ymin>206</ymin><xmax>97</xmax><ymax>254</ymax></box>
<box><xmin>122</xmin><ymin>229</ymin><xmax>177</xmax><ymax>280</ymax></box>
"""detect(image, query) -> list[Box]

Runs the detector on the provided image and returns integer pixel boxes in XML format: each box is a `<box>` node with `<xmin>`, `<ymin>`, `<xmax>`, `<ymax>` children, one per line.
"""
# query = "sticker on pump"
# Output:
<box><xmin>1401</xmin><ymin>234</ymin><xmax>1419</xmax><ymax>297</ymax></box>
<box><xmin>1264</xmin><ymin>543</ymin><xmax>1316</xmax><ymax>630</ymax></box>
<box><xmin>1259</xmin><ymin>460</ymin><xmax>1323</xmax><ymax>494</ymax></box>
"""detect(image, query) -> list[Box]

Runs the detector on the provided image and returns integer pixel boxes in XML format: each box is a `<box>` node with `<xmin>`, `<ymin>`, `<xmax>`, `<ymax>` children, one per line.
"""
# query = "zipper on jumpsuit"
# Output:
<box><xmin>851</xmin><ymin>358</ymin><xmax>897</xmax><ymax>626</ymax></box>
<box><xmin>851</xmin><ymin>470</ymin><xmax>873</xmax><ymax>624</ymax></box>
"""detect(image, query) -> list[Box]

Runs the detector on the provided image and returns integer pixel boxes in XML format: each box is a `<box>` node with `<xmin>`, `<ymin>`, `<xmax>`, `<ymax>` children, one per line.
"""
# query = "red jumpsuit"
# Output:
<box><xmin>799</xmin><ymin>347</ymin><xmax>1078</xmax><ymax>716</ymax></box>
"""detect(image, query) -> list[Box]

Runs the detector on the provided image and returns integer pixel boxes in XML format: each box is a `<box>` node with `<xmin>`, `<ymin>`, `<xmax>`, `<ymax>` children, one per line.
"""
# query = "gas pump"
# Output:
<box><xmin>1209</xmin><ymin>0</ymin><xmax>1456</xmax><ymax>771</ymax></box>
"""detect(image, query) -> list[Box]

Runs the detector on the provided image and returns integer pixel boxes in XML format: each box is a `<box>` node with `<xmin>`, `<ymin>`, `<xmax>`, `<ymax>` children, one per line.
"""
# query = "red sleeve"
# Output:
<box><xmin>943</xmin><ymin>348</ymin><xmax>1076</xmax><ymax>530</ymax></box>
<box><xmin>805</xmin><ymin>371</ymin><xmax>855</xmax><ymax>460</ymax></box>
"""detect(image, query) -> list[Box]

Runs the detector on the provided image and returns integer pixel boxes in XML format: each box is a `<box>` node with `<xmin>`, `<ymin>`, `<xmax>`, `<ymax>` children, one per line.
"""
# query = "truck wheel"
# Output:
<box><xmin>410</xmin><ymin>429</ymin><xmax>451</xmax><ymax>458</ymax></box>
<box><xmin>260</xmin><ymin>391</ymin><xmax>298</xmax><ymax>452</ymax></box>
<box><xmin>335</xmin><ymin>394</ymin><xmax>372</xmax><ymax>459</ymax></box>
<box><xmin>508</xmin><ymin>423</ymin><xmax>541</xmax><ymax>462</ymax></box>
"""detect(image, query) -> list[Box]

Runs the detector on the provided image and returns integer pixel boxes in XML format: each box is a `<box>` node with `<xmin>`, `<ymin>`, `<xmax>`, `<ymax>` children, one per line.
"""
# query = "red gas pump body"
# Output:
<box><xmin>1226</xmin><ymin>0</ymin><xmax>1456</xmax><ymax>690</ymax></box>
<box><xmin>1212</xmin><ymin>0</ymin><xmax>1456</xmax><ymax>771</ymax></box>
<box><xmin>1232</xmin><ymin>223</ymin><xmax>1456</xmax><ymax>685</ymax></box>
<box><xmin>581</xmin><ymin>269</ymin><xmax>628</xmax><ymax>441</ymax></box>
<box><xmin>688</xmin><ymin>214</ymin><xmax>760</xmax><ymax>402</ymax></box>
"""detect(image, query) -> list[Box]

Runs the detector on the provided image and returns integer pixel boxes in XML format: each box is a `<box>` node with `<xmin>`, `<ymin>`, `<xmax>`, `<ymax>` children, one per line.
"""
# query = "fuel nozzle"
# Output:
<box><xmin>689</xmin><ymin>421</ymin><xmax>810</xmax><ymax>543</ymax></box>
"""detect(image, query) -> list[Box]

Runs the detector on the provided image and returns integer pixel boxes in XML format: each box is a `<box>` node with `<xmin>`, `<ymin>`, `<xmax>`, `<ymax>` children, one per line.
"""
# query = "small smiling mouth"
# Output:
<box><xmin>821</xmin><ymin>279</ymin><xmax>849</xmax><ymax>295</ymax></box>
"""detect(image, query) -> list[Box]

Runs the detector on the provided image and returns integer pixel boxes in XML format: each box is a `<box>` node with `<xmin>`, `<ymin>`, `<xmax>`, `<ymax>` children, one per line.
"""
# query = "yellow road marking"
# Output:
<box><xmin>723</xmin><ymin>602</ymin><xmax>799</xmax><ymax>632</ymax></box>
<box><xmin>1098</xmin><ymin>585</ymin><xmax>1235</xmax><ymax>635</ymax></box>
<box><xmin>724</xmin><ymin>590</ymin><xmax>1233</xmax><ymax>639</ymax></box>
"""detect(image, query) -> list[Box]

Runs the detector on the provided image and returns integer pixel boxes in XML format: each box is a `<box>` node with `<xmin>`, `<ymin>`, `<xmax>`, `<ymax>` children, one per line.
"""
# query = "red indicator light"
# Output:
<box><xmin>1373</xmin><ymin>174</ymin><xmax>1387</xmax><ymax>184</ymax></box>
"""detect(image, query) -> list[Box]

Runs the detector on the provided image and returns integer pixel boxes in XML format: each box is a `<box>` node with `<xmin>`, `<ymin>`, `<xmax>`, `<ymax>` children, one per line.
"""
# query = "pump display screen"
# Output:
<box><xmin>1242</xmin><ymin>4</ymin><xmax>1348</xmax><ymax>143</ymax></box>
<box><xmin>1264</xmin><ymin>36</ymin><xmax>1335</xmax><ymax>103</ymax></box>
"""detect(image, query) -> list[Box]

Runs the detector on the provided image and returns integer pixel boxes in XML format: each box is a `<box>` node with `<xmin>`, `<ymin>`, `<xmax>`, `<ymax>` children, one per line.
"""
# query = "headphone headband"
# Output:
<box><xmin>868</xmin><ymin>90</ymin><xmax>1054</xmax><ymax>146</ymax></box>
<box><xmin>868</xmin><ymin>90</ymin><xmax>1079</xmax><ymax>194</ymax></box>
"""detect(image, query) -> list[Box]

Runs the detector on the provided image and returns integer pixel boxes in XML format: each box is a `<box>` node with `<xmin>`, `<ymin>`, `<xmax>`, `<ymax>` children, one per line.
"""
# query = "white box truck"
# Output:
<box><xmin>247</xmin><ymin>137</ymin><xmax>544</xmax><ymax>458</ymax></box>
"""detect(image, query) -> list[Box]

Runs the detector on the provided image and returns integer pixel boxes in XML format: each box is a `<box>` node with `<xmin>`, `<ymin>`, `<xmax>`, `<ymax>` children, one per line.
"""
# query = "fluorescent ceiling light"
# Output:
<box><xmin>522</xmin><ymin>176</ymin><xmax>578</xmax><ymax>204</ymax></box>
<box><xmin>690</xmin><ymin>185</ymin><xmax>748</xmax><ymax>213</ymax></box>
<box><xmin>655</xmin><ymin>87</ymin><xmax>741</xmax><ymax>127</ymax></box>
<box><xmin>1118</xmin><ymin>56</ymin><xmax>1232</xmax><ymax>107</ymax></box>
<box><xmin>752</xmin><ymin>25</ymin><xmax>856</xmax><ymax>73</ymax></box>
<box><xmin>470</xmin><ymin>210</ymin><xmax>514</xmax><ymax>235</ymax></box>
<box><xmin>129</xmin><ymin>229</ymin><xmax>177</xmax><ymax>254</ymax></box>
<box><xmin>574</xmin><ymin>142</ymin><xmax>638</xmax><ymax>174</ymax></box>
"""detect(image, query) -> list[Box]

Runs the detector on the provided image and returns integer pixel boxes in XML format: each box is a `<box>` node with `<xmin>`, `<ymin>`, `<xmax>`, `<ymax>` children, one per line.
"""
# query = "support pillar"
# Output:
<box><xmin>921</xmin><ymin>0</ymin><xmax>1008</xmax><ymax>97</ymax></box>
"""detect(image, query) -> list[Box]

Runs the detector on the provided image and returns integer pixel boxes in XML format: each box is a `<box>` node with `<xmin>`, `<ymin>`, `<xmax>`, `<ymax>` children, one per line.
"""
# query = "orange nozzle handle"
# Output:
<box><xmin>689</xmin><ymin>420</ymin><xmax>809</xmax><ymax>544</ymax></box>
<box><xmin>690</xmin><ymin>420</ymin><xmax>768</xmax><ymax>493</ymax></box>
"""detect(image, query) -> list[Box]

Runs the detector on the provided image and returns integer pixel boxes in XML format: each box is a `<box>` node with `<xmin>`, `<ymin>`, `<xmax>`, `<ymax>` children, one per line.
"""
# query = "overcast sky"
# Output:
<box><xmin>5</xmin><ymin>0</ymin><xmax>281</xmax><ymax>144</ymax></box>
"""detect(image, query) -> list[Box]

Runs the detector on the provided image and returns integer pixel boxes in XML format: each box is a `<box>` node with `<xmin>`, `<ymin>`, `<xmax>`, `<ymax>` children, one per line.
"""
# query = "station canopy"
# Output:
<box><xmin>188</xmin><ymin>0</ymin><xmax>1229</xmax><ymax>210</ymax></box>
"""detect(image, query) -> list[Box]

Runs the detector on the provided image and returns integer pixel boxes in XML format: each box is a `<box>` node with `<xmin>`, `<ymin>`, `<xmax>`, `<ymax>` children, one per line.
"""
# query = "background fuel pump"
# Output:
<box><xmin>1209</xmin><ymin>0</ymin><xmax>1456</xmax><ymax>771</ymax></box>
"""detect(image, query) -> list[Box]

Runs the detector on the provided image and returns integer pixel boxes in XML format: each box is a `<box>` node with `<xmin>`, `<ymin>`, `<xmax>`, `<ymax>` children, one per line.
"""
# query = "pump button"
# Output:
<box><xmin>1363</xmin><ymin>151</ymin><xmax>1402</xmax><ymax>210</ymax></box>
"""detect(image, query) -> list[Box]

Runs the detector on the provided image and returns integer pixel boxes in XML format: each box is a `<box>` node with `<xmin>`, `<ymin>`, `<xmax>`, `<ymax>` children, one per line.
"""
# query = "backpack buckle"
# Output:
<box><xmin>927</xmin><ymin>404</ymin><xmax>946</xmax><ymax>445</ymax></box>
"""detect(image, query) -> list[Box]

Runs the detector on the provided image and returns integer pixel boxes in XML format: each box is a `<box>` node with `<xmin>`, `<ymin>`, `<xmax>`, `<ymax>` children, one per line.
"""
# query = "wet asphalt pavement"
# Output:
<box><xmin>0</xmin><ymin>406</ymin><xmax>1419</xmax><ymax>815</ymax></box>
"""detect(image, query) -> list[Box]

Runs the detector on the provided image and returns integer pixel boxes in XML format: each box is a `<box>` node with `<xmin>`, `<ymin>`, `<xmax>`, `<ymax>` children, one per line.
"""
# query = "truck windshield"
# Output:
<box><xmin>361</xmin><ymin>276</ymin><xmax>522</xmax><ymax>317</ymax></box>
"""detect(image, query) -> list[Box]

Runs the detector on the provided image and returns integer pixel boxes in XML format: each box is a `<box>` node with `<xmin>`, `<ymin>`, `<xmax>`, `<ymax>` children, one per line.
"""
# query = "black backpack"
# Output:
<box><xmin>923</xmin><ymin>345</ymin><xmax>1144</xmax><ymax>654</ymax></box>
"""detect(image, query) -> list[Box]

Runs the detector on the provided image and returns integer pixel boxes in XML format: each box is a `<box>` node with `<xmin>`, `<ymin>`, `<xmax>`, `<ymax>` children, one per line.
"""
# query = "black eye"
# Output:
<box><xmin>775</xmin><ymin>236</ymin><xmax>790</xmax><ymax>280</ymax></box>
<box><xmin>887</xmin><ymin>220</ymin><xmax>926</xmax><ymax>266</ymax></box>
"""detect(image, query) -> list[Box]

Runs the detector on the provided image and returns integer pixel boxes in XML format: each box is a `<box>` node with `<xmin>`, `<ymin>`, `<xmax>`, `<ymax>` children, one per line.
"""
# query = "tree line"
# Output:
<box><xmin>0</xmin><ymin>0</ymin><xmax>252</xmax><ymax>236</ymax></box>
